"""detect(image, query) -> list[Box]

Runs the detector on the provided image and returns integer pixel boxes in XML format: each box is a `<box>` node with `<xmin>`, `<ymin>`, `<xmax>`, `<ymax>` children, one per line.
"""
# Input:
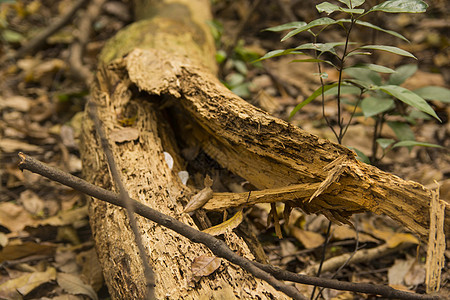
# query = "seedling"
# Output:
<box><xmin>257</xmin><ymin>0</ymin><xmax>448</xmax><ymax>163</ymax></box>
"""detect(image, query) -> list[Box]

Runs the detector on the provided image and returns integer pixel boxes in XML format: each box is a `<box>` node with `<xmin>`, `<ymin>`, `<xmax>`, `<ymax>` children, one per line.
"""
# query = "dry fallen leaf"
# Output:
<box><xmin>385</xmin><ymin>232</ymin><xmax>419</xmax><ymax>248</ymax></box>
<box><xmin>404</xmin><ymin>261</ymin><xmax>426</xmax><ymax>286</ymax></box>
<box><xmin>57</xmin><ymin>272</ymin><xmax>98</xmax><ymax>300</ymax></box>
<box><xmin>0</xmin><ymin>202</ymin><xmax>39</xmax><ymax>232</ymax></box>
<box><xmin>0</xmin><ymin>241</ymin><xmax>57</xmax><ymax>263</ymax></box>
<box><xmin>332</xmin><ymin>225</ymin><xmax>378</xmax><ymax>243</ymax></box>
<box><xmin>0</xmin><ymin>266</ymin><xmax>56</xmax><ymax>298</ymax></box>
<box><xmin>184</xmin><ymin>175</ymin><xmax>214</xmax><ymax>213</ymax></box>
<box><xmin>289</xmin><ymin>226</ymin><xmax>325</xmax><ymax>249</ymax></box>
<box><xmin>37</xmin><ymin>206</ymin><xmax>89</xmax><ymax>227</ymax></box>
<box><xmin>202</xmin><ymin>210</ymin><xmax>243</xmax><ymax>236</ymax></box>
<box><xmin>0</xmin><ymin>138</ymin><xmax>43</xmax><ymax>153</ymax></box>
<box><xmin>77</xmin><ymin>248</ymin><xmax>104</xmax><ymax>292</ymax></box>
<box><xmin>192</xmin><ymin>255</ymin><xmax>222</xmax><ymax>278</ymax></box>
<box><xmin>362</xmin><ymin>222</ymin><xmax>419</xmax><ymax>247</ymax></box>
<box><xmin>0</xmin><ymin>95</ymin><xmax>31</xmax><ymax>112</ymax></box>
<box><xmin>19</xmin><ymin>189</ymin><xmax>45</xmax><ymax>215</ymax></box>
<box><xmin>388</xmin><ymin>257</ymin><xmax>415</xmax><ymax>286</ymax></box>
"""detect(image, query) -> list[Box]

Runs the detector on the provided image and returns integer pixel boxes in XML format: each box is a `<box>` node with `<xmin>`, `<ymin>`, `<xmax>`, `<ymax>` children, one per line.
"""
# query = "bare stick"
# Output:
<box><xmin>87</xmin><ymin>101</ymin><xmax>155</xmax><ymax>299</ymax></box>
<box><xmin>14</xmin><ymin>0</ymin><xmax>89</xmax><ymax>59</ymax></box>
<box><xmin>251</xmin><ymin>261</ymin><xmax>436</xmax><ymax>300</ymax></box>
<box><xmin>18</xmin><ymin>152</ymin><xmax>306</xmax><ymax>300</ymax></box>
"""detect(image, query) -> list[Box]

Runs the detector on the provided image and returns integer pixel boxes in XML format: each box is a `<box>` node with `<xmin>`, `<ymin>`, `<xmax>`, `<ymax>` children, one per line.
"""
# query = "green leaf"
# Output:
<box><xmin>294</xmin><ymin>42</ymin><xmax>351</xmax><ymax>56</ymax></box>
<box><xmin>231</xmin><ymin>83</ymin><xmax>251</xmax><ymax>98</ymax></box>
<box><xmin>254</xmin><ymin>49</ymin><xmax>303</xmax><ymax>62</ymax></box>
<box><xmin>413</xmin><ymin>86</ymin><xmax>450</xmax><ymax>103</ymax></box>
<box><xmin>377</xmin><ymin>85</ymin><xmax>440</xmax><ymax>120</ymax></box>
<box><xmin>289</xmin><ymin>84</ymin><xmax>339</xmax><ymax>118</ymax></box>
<box><xmin>344</xmin><ymin>79</ymin><xmax>373</xmax><ymax>89</ymax></box>
<box><xmin>226</xmin><ymin>73</ymin><xmax>245</xmax><ymax>86</ymax></box>
<box><xmin>350</xmin><ymin>20</ymin><xmax>409</xmax><ymax>42</ymax></box>
<box><xmin>346</xmin><ymin>51</ymin><xmax>372</xmax><ymax>57</ymax></box>
<box><xmin>361</xmin><ymin>97</ymin><xmax>394</xmax><ymax>117</ymax></box>
<box><xmin>348</xmin><ymin>147</ymin><xmax>371</xmax><ymax>164</ymax></box>
<box><xmin>316</xmin><ymin>2</ymin><xmax>341</xmax><ymax>14</ymax></box>
<box><xmin>376</xmin><ymin>138</ymin><xmax>395</xmax><ymax>149</ymax></box>
<box><xmin>408</xmin><ymin>110</ymin><xmax>431</xmax><ymax>121</ymax></box>
<box><xmin>340</xmin><ymin>8</ymin><xmax>365</xmax><ymax>14</ymax></box>
<box><xmin>353</xmin><ymin>63</ymin><xmax>396</xmax><ymax>73</ymax></box>
<box><xmin>215</xmin><ymin>50</ymin><xmax>226</xmax><ymax>64</ymax></box>
<box><xmin>359</xmin><ymin>45</ymin><xmax>416</xmax><ymax>59</ymax></box>
<box><xmin>388</xmin><ymin>121</ymin><xmax>415</xmax><ymax>141</ymax></box>
<box><xmin>344</xmin><ymin>67</ymin><xmax>382</xmax><ymax>86</ymax></box>
<box><xmin>324</xmin><ymin>85</ymin><xmax>361</xmax><ymax>96</ymax></box>
<box><xmin>388</xmin><ymin>64</ymin><xmax>418</xmax><ymax>85</ymax></box>
<box><xmin>369</xmin><ymin>0</ymin><xmax>428</xmax><ymax>13</ymax></box>
<box><xmin>392</xmin><ymin>140</ymin><xmax>443</xmax><ymax>149</ymax></box>
<box><xmin>233</xmin><ymin>60</ymin><xmax>247</xmax><ymax>75</ymax></box>
<box><xmin>282</xmin><ymin>17</ymin><xmax>338</xmax><ymax>41</ymax></box>
<box><xmin>338</xmin><ymin>0</ymin><xmax>365</xmax><ymax>8</ymax></box>
<box><xmin>291</xmin><ymin>58</ymin><xmax>327</xmax><ymax>63</ymax></box>
<box><xmin>316</xmin><ymin>2</ymin><xmax>365</xmax><ymax>14</ymax></box>
<box><xmin>264</xmin><ymin>21</ymin><xmax>307</xmax><ymax>32</ymax></box>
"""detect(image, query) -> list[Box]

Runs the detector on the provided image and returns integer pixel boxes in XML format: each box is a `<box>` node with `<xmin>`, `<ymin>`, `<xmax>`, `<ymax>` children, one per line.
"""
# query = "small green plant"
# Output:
<box><xmin>207</xmin><ymin>20</ymin><xmax>262</xmax><ymax>98</ymax></box>
<box><xmin>257</xmin><ymin>0</ymin><xmax>448</xmax><ymax>163</ymax></box>
<box><xmin>347</xmin><ymin>63</ymin><xmax>448</xmax><ymax>163</ymax></box>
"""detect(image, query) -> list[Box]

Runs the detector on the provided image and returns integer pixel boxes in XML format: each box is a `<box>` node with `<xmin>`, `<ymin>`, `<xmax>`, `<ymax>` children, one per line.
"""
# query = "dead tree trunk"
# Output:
<box><xmin>81</xmin><ymin>0</ymin><xmax>291</xmax><ymax>299</ymax></box>
<box><xmin>80</xmin><ymin>0</ymin><xmax>448</xmax><ymax>298</ymax></box>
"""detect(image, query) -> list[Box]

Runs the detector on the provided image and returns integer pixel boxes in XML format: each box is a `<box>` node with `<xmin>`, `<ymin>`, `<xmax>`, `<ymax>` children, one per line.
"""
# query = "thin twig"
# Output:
<box><xmin>87</xmin><ymin>101</ymin><xmax>155</xmax><ymax>299</ymax></box>
<box><xmin>310</xmin><ymin>221</ymin><xmax>332</xmax><ymax>300</ymax></box>
<box><xmin>251</xmin><ymin>261</ymin><xmax>437</xmax><ymax>300</ymax></box>
<box><xmin>69</xmin><ymin>0</ymin><xmax>105</xmax><ymax>85</ymax></box>
<box><xmin>14</xmin><ymin>0</ymin><xmax>90</xmax><ymax>59</ymax></box>
<box><xmin>315</xmin><ymin>221</ymin><xmax>360</xmax><ymax>300</ymax></box>
<box><xmin>17</xmin><ymin>152</ymin><xmax>306</xmax><ymax>300</ymax></box>
<box><xmin>17</xmin><ymin>152</ymin><xmax>439</xmax><ymax>300</ymax></box>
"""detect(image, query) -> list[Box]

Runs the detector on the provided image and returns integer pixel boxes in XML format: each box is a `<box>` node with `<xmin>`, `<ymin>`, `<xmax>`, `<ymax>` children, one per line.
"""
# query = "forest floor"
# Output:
<box><xmin>0</xmin><ymin>0</ymin><xmax>449</xmax><ymax>299</ymax></box>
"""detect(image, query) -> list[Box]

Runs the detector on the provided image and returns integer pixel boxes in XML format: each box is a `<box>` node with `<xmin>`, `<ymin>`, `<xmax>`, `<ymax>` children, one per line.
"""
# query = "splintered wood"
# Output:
<box><xmin>123</xmin><ymin>48</ymin><xmax>449</xmax><ymax>240</ymax></box>
<box><xmin>426</xmin><ymin>187</ymin><xmax>446</xmax><ymax>293</ymax></box>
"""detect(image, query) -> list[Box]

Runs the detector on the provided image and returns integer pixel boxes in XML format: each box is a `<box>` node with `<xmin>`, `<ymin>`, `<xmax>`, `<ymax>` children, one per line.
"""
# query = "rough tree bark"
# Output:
<box><xmin>81</xmin><ymin>0</ymin><xmax>291</xmax><ymax>299</ymax></box>
<box><xmin>80</xmin><ymin>0</ymin><xmax>449</xmax><ymax>299</ymax></box>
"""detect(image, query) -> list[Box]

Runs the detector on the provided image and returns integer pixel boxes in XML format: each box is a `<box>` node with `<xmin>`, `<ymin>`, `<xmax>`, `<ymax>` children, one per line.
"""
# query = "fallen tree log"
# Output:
<box><xmin>80</xmin><ymin>0</ymin><xmax>292</xmax><ymax>299</ymax></box>
<box><xmin>80</xmin><ymin>0</ymin><xmax>448</xmax><ymax>298</ymax></box>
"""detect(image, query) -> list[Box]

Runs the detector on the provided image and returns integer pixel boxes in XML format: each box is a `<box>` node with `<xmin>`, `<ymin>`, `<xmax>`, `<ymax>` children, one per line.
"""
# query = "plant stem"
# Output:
<box><xmin>341</xmin><ymin>89</ymin><xmax>364</xmax><ymax>139</ymax></box>
<box><xmin>314</xmin><ymin>35</ymin><xmax>338</xmax><ymax>140</ymax></box>
<box><xmin>371</xmin><ymin>113</ymin><xmax>385</xmax><ymax>164</ymax></box>
<box><xmin>336</xmin><ymin>17</ymin><xmax>356</xmax><ymax>144</ymax></box>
